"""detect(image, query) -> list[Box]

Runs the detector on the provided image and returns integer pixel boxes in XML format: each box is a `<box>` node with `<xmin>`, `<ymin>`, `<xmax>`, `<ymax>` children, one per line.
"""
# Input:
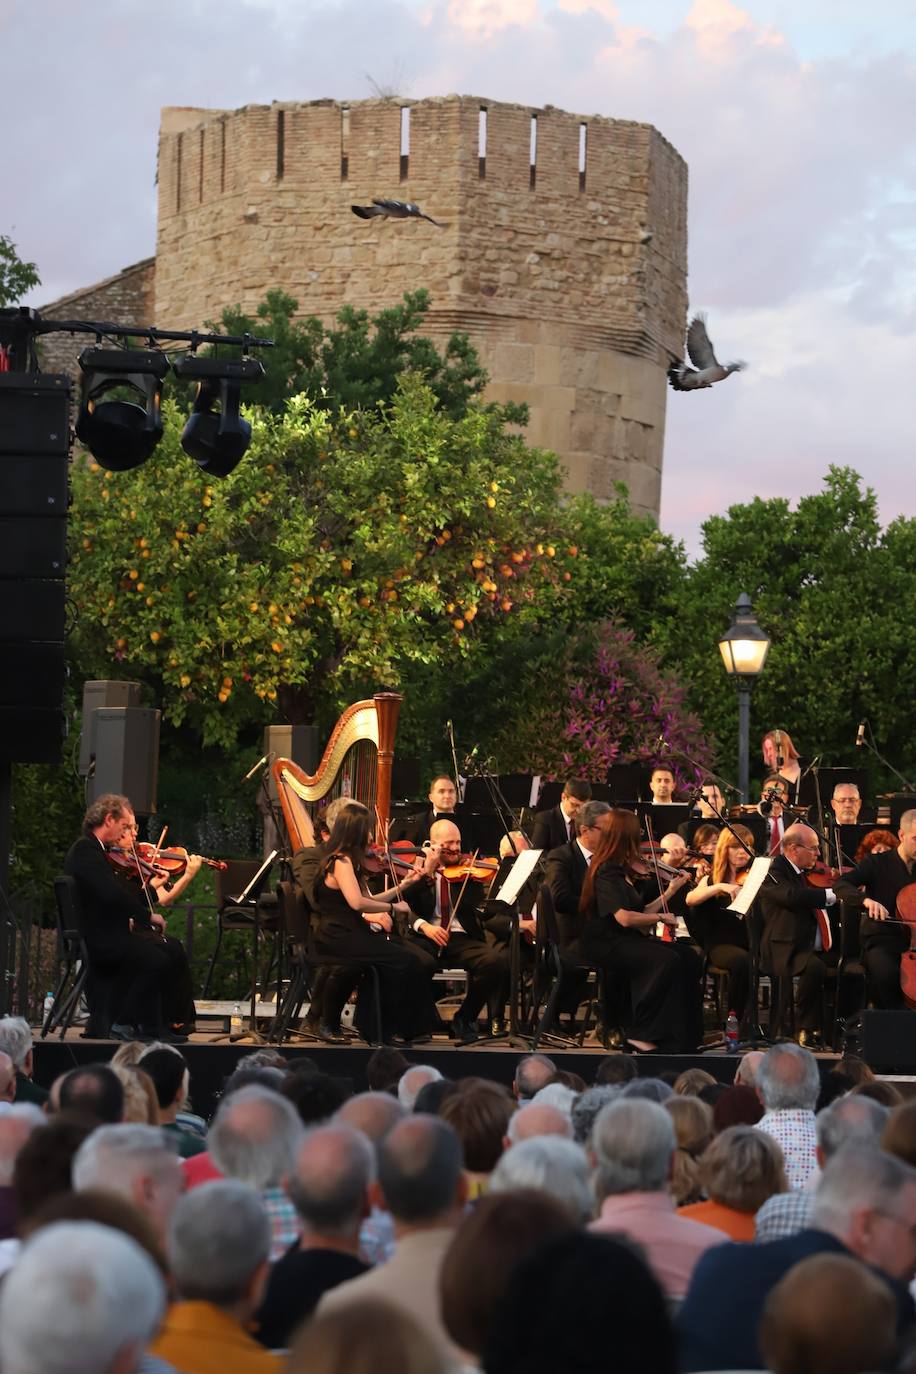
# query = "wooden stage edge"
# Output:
<box><xmin>31</xmin><ymin>1027</ymin><xmax>916</xmax><ymax>1120</ymax></box>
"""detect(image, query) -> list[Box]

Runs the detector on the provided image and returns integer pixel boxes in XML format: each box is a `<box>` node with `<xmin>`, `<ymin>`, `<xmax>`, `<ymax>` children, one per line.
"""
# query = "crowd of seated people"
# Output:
<box><xmin>1</xmin><ymin>1015</ymin><xmax>916</xmax><ymax>1374</ymax></box>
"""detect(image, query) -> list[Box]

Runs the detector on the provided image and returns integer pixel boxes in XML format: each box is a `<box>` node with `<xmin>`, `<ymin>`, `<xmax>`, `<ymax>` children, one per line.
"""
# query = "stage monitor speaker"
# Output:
<box><xmin>0</xmin><ymin>517</ymin><xmax>67</xmax><ymax>578</ymax></box>
<box><xmin>262</xmin><ymin>724</ymin><xmax>319</xmax><ymax>803</ymax></box>
<box><xmin>0</xmin><ymin>455</ymin><xmax>69</xmax><ymax>516</ymax></box>
<box><xmin>0</xmin><ymin>644</ymin><xmax>67</xmax><ymax>708</ymax></box>
<box><xmin>79</xmin><ymin>680</ymin><xmax>142</xmax><ymax>775</ymax></box>
<box><xmin>861</xmin><ymin>1010</ymin><xmax>916</xmax><ymax>1074</ymax></box>
<box><xmin>0</xmin><ymin>375</ymin><xmax>70</xmax><ymax>455</ymax></box>
<box><xmin>0</xmin><ymin>707</ymin><xmax>66</xmax><ymax>763</ymax></box>
<box><xmin>0</xmin><ymin>580</ymin><xmax>65</xmax><ymax>641</ymax></box>
<box><xmin>89</xmin><ymin>706</ymin><xmax>160</xmax><ymax>815</ymax></box>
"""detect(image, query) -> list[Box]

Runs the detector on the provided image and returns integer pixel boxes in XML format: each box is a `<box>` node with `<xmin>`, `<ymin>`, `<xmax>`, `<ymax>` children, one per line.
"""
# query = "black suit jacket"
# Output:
<box><xmin>758</xmin><ymin>853</ymin><xmax>832</xmax><ymax>977</ymax></box>
<box><xmin>63</xmin><ymin>835</ymin><xmax>154</xmax><ymax>959</ymax></box>
<box><xmin>393</xmin><ymin>808</ymin><xmax>468</xmax><ymax>848</ymax></box>
<box><xmin>543</xmin><ymin>840</ymin><xmax>589</xmax><ymax>949</ymax></box>
<box><xmin>404</xmin><ymin>873</ymin><xmax>490</xmax><ymax>943</ymax></box>
<box><xmin>530</xmin><ymin>806</ymin><xmax>574</xmax><ymax>851</ymax></box>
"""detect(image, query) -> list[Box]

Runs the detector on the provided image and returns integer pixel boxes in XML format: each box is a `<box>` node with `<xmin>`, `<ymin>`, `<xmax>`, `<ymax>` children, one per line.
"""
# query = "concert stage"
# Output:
<box><xmin>30</xmin><ymin>1028</ymin><xmax>914</xmax><ymax>1121</ymax></box>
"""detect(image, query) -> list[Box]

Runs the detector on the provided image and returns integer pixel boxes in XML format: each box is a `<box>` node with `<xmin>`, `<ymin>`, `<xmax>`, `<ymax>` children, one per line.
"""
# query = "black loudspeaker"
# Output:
<box><xmin>261</xmin><ymin>723</ymin><xmax>320</xmax><ymax>803</ymax></box>
<box><xmin>0</xmin><ymin>517</ymin><xmax>67</xmax><ymax>577</ymax></box>
<box><xmin>861</xmin><ymin>1011</ymin><xmax>916</xmax><ymax>1074</ymax></box>
<box><xmin>88</xmin><ymin>707</ymin><xmax>161</xmax><ymax>815</ymax></box>
<box><xmin>0</xmin><ymin>581</ymin><xmax>66</xmax><ymax>641</ymax></box>
<box><xmin>0</xmin><ymin>375</ymin><xmax>70</xmax><ymax>454</ymax></box>
<box><xmin>0</xmin><ymin>456</ymin><xmax>69</xmax><ymax>515</ymax></box>
<box><xmin>0</xmin><ymin>708</ymin><xmax>66</xmax><ymax>763</ymax></box>
<box><xmin>79</xmin><ymin>680</ymin><xmax>142</xmax><ymax>775</ymax></box>
<box><xmin>0</xmin><ymin>644</ymin><xmax>67</xmax><ymax>707</ymax></box>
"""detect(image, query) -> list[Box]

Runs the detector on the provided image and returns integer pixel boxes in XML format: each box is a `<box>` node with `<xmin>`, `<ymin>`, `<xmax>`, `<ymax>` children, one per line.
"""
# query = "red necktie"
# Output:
<box><xmin>769</xmin><ymin>820</ymin><xmax>782</xmax><ymax>856</ymax></box>
<box><xmin>438</xmin><ymin>875</ymin><xmax>451</xmax><ymax>928</ymax></box>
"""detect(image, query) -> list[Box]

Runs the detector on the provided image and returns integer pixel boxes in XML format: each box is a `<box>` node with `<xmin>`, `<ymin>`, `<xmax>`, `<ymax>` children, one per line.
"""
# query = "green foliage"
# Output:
<box><xmin>0</xmin><ymin>234</ymin><xmax>40</xmax><ymax>307</ymax></box>
<box><xmin>213</xmin><ymin>288</ymin><xmax>489</xmax><ymax>419</ymax></box>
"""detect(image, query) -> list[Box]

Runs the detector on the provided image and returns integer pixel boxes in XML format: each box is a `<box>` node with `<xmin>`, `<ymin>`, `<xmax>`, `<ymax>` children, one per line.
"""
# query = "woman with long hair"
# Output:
<box><xmin>684</xmin><ymin>824</ymin><xmax>754</xmax><ymax>1023</ymax></box>
<box><xmin>579</xmin><ymin>810</ymin><xmax>703</xmax><ymax>1053</ymax></box>
<box><xmin>761</xmin><ymin>729</ymin><xmax>806</xmax><ymax>803</ymax></box>
<box><xmin>313</xmin><ymin>802</ymin><xmax>433</xmax><ymax>1043</ymax></box>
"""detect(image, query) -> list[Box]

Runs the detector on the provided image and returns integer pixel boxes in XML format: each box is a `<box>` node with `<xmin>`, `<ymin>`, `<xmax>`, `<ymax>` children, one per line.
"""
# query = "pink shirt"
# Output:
<box><xmin>590</xmin><ymin>1192</ymin><xmax>727</xmax><ymax>1299</ymax></box>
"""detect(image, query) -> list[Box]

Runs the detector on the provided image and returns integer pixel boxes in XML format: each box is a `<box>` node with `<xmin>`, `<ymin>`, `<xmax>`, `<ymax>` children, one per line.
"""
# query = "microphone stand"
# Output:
<box><xmin>858</xmin><ymin>721</ymin><xmax>916</xmax><ymax>793</ymax></box>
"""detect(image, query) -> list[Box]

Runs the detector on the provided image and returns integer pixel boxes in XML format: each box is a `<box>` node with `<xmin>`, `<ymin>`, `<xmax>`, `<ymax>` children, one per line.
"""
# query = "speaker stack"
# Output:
<box><xmin>0</xmin><ymin>374</ymin><xmax>70</xmax><ymax>764</ymax></box>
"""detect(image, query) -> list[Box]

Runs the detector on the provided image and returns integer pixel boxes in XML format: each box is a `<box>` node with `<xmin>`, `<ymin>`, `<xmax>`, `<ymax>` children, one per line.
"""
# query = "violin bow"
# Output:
<box><xmin>437</xmin><ymin>848</ymin><xmax>479</xmax><ymax>958</ymax></box>
<box><xmin>644</xmin><ymin>816</ymin><xmax>674</xmax><ymax>942</ymax></box>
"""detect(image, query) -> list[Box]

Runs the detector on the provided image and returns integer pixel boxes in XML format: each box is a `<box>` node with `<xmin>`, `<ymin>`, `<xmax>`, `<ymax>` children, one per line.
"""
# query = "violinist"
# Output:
<box><xmin>403</xmin><ymin>819</ymin><xmax>510</xmax><ymax>1043</ymax></box>
<box><xmin>578</xmin><ymin>809</ymin><xmax>703</xmax><ymax>1054</ymax></box>
<box><xmin>684</xmin><ymin>825</ymin><xmax>754</xmax><ymax>1024</ymax></box>
<box><xmin>833</xmin><ymin>810</ymin><xmax>915</xmax><ymax>1010</ymax></box>
<box><xmin>63</xmin><ymin>794</ymin><xmax>199</xmax><ymax>1043</ymax></box>
<box><xmin>543</xmin><ymin>801</ymin><xmax>615</xmax><ymax>1033</ymax></box>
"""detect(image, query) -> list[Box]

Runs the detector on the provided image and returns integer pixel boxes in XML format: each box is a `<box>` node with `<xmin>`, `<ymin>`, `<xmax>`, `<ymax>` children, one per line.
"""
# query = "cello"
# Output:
<box><xmin>897</xmin><ymin>883</ymin><xmax>916</xmax><ymax>1009</ymax></box>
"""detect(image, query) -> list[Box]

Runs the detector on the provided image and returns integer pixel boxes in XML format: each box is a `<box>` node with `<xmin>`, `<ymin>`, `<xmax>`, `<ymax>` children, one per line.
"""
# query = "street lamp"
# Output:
<box><xmin>718</xmin><ymin>592</ymin><xmax>770</xmax><ymax>802</ymax></box>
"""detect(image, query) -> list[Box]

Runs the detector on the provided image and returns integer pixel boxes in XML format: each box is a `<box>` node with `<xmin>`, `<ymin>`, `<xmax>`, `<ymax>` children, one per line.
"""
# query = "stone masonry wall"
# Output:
<box><xmin>37</xmin><ymin>258</ymin><xmax>157</xmax><ymax>380</ymax></box>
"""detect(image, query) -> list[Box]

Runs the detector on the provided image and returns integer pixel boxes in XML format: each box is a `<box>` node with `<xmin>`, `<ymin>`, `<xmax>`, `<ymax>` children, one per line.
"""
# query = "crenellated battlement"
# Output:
<box><xmin>154</xmin><ymin>95</ymin><xmax>688</xmax><ymax>514</ymax></box>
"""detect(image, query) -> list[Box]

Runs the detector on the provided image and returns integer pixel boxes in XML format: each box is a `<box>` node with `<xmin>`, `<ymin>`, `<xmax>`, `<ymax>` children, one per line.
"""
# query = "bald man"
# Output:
<box><xmin>404</xmin><ymin>819</ymin><xmax>510</xmax><ymax>1042</ymax></box>
<box><xmin>758</xmin><ymin>824</ymin><xmax>850</xmax><ymax>1047</ymax></box>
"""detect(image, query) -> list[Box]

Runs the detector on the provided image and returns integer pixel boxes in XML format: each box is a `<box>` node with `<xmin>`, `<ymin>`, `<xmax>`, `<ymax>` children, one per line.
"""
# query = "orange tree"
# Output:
<box><xmin>68</xmin><ymin>374</ymin><xmax>577</xmax><ymax>748</ymax></box>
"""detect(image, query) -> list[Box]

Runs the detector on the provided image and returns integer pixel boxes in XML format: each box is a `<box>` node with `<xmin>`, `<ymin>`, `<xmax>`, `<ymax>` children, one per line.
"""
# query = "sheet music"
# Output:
<box><xmin>727</xmin><ymin>856</ymin><xmax>772</xmax><ymax>916</ymax></box>
<box><xmin>495</xmin><ymin>848</ymin><xmax>543</xmax><ymax>906</ymax></box>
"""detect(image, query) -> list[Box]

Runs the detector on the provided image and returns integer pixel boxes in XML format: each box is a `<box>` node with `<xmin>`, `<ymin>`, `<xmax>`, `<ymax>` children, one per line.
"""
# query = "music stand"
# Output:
<box><xmin>606</xmin><ymin>763</ymin><xmax>644</xmax><ymax>801</ymax></box>
<box><xmin>211</xmin><ymin>849</ymin><xmax>279</xmax><ymax>1043</ymax></box>
<box><xmin>890</xmin><ymin>795</ymin><xmax>916</xmax><ymax>831</ymax></box>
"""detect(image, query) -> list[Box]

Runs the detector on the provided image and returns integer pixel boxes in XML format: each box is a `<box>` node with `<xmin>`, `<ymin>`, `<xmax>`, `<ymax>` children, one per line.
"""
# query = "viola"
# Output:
<box><xmin>143</xmin><ymin>844</ymin><xmax>227</xmax><ymax>876</ymax></box>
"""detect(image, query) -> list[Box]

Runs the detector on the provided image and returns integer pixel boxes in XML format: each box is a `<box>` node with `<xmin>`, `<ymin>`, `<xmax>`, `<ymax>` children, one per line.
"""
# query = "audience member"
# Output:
<box><xmin>255</xmin><ymin>1125</ymin><xmax>373</xmax><ymax>1349</ymax></box>
<box><xmin>0</xmin><ymin>1017</ymin><xmax>48</xmax><ymax>1106</ymax></box>
<box><xmin>678</xmin><ymin>1147</ymin><xmax>916</xmax><ymax>1371</ymax></box>
<box><xmin>20</xmin><ymin>1188</ymin><xmax>167</xmax><ymax>1276</ymax></box>
<box><xmin>529</xmin><ymin>1081</ymin><xmax>577</xmax><ymax>1118</ymax></box>
<box><xmin>755</xmin><ymin>1094</ymin><xmax>888</xmax><ymax>1242</ymax></box>
<box><xmin>335</xmin><ymin>1090</ymin><xmax>406</xmax><ymax>1140</ymax></box>
<box><xmin>398</xmin><ymin>1065</ymin><xmax>443</xmax><ymax>1111</ymax></box>
<box><xmin>0</xmin><ymin>1051</ymin><xmax>16</xmax><ymax>1109</ymax></box>
<box><xmin>57</xmin><ymin>1064</ymin><xmax>124</xmax><ymax>1124</ymax></box>
<box><xmin>207</xmin><ymin>1084</ymin><xmax>304</xmax><ymax>1260</ymax></box>
<box><xmin>110</xmin><ymin>1064</ymin><xmax>159</xmax><ymax>1124</ymax></box>
<box><xmin>734</xmin><ymin>1050</ymin><xmax>765</xmax><ymax>1087</ymax></box>
<box><xmin>589</xmin><ymin>1098</ymin><xmax>726</xmax><ymax>1299</ymax></box>
<box><xmin>711</xmin><ymin>1083</ymin><xmax>764</xmax><ymax>1131</ymax></box>
<box><xmin>593</xmin><ymin>1055</ymin><xmax>637</xmax><ymax>1087</ymax></box>
<box><xmin>0</xmin><ymin>1221</ymin><xmax>165</xmax><ymax>1374</ymax></box>
<box><xmin>555</xmin><ymin>1069</ymin><xmax>587</xmax><ymax>1094</ymax></box>
<box><xmin>759</xmin><ymin>1252</ymin><xmax>897</xmax><ymax>1374</ymax></box>
<box><xmin>680</xmin><ymin>1126</ymin><xmax>787</xmax><ymax>1240</ymax></box>
<box><xmin>282</xmin><ymin>1070</ymin><xmax>352</xmax><ymax>1125</ymax></box>
<box><xmin>412</xmin><ymin>1078</ymin><xmax>457</xmax><ymax>1115</ymax></box>
<box><xmin>490</xmin><ymin>1136</ymin><xmax>593</xmax><ymax>1223</ymax></box>
<box><xmin>674</xmin><ymin>1068</ymin><xmax>716</xmax><ymax>1097</ymax></box>
<box><xmin>0</xmin><ymin>1104</ymin><xmax>44</xmax><ymax>1241</ymax></box>
<box><xmin>664</xmin><ymin>1095</ymin><xmax>713</xmax><ymax>1206</ymax></box>
<box><xmin>817</xmin><ymin>1071</ymin><xmax>856</xmax><ymax>1111</ymax></box>
<box><xmin>13</xmin><ymin>1116</ymin><xmax>95</xmax><ymax>1239</ymax></box>
<box><xmin>318</xmin><ymin>1115</ymin><xmax>468</xmax><ymax>1366</ymax></box>
<box><xmin>883</xmin><ymin>1100</ymin><xmax>916</xmax><ymax>1168</ymax></box>
<box><xmin>135</xmin><ymin>1047</ymin><xmax>203</xmax><ymax>1155</ymax></box>
<box><xmin>618</xmin><ymin>1076</ymin><xmax>673</xmax><ymax>1103</ymax></box>
<box><xmin>483</xmin><ymin>1230</ymin><xmax>677</xmax><ymax>1374</ymax></box>
<box><xmin>852</xmin><ymin>1079</ymin><xmax>903</xmax><ymax>1109</ymax></box>
<box><xmin>513</xmin><ymin>1054</ymin><xmax>556</xmax><ymax>1102</ymax></box>
<box><xmin>289</xmin><ymin>1297</ymin><xmax>449</xmax><ymax>1374</ymax></box>
<box><xmin>834</xmin><ymin>1055</ymin><xmax>875</xmax><ymax>1086</ymax></box>
<box><xmin>440</xmin><ymin>1191</ymin><xmax>574</xmax><ymax>1362</ymax></box>
<box><xmin>72</xmin><ymin>1122</ymin><xmax>184</xmax><ymax>1243</ymax></box>
<box><xmin>570</xmin><ymin>1085</ymin><xmax>619</xmax><ymax>1146</ymax></box>
<box><xmin>439</xmin><ymin>1078</ymin><xmax>513</xmax><ymax>1190</ymax></box>
<box><xmin>755</xmin><ymin>1043</ymin><xmax>821</xmax><ymax>1190</ymax></box>
<box><xmin>366</xmin><ymin>1046</ymin><xmax>410</xmax><ymax>1095</ymax></box>
<box><xmin>505</xmin><ymin>1100</ymin><xmax>571</xmax><ymax>1147</ymax></box>
<box><xmin>151</xmin><ymin>1180</ymin><xmax>279</xmax><ymax>1374</ymax></box>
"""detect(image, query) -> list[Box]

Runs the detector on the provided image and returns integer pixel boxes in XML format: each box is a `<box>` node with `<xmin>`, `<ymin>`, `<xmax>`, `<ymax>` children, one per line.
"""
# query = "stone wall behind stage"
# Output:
<box><xmin>154</xmin><ymin>96</ymin><xmax>688</xmax><ymax>517</ymax></box>
<box><xmin>37</xmin><ymin>258</ymin><xmax>157</xmax><ymax>379</ymax></box>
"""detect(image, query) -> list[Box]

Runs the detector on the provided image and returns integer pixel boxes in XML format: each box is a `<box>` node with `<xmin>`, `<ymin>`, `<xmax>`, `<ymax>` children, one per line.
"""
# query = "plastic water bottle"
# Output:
<box><xmin>230</xmin><ymin>1002</ymin><xmax>243</xmax><ymax>1034</ymax></box>
<box><xmin>725</xmin><ymin>1010</ymin><xmax>740</xmax><ymax>1049</ymax></box>
<box><xmin>43</xmin><ymin>991</ymin><xmax>54</xmax><ymax>1023</ymax></box>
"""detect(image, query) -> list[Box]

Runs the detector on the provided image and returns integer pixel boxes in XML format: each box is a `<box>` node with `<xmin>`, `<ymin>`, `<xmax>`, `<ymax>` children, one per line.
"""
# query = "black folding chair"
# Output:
<box><xmin>44</xmin><ymin>877</ymin><xmax>112</xmax><ymax>1039</ymax></box>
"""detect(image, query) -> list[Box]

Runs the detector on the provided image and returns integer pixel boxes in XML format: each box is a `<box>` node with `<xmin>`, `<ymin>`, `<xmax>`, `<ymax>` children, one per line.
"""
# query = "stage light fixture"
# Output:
<box><xmin>76</xmin><ymin>347</ymin><xmax>169</xmax><ymax>471</ymax></box>
<box><xmin>173</xmin><ymin>355</ymin><xmax>265</xmax><ymax>478</ymax></box>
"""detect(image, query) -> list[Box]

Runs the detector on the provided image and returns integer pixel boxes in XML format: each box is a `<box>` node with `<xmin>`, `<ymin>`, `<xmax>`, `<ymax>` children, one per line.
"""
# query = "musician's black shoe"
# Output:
<box><xmin>109</xmin><ymin>1023</ymin><xmax>138</xmax><ymax>1043</ymax></box>
<box><xmin>449</xmin><ymin>1016</ymin><xmax>479</xmax><ymax>1045</ymax></box>
<box><xmin>318</xmin><ymin>1023</ymin><xmax>347</xmax><ymax>1044</ymax></box>
<box><xmin>797</xmin><ymin>1029</ymin><xmax>824</xmax><ymax>1051</ymax></box>
<box><xmin>156</xmin><ymin>1027</ymin><xmax>189</xmax><ymax>1045</ymax></box>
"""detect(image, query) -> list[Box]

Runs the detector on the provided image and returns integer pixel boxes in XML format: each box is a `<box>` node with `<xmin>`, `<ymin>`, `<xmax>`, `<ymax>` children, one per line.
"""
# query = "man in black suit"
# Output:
<box><xmin>678</xmin><ymin>1147</ymin><xmax>916</xmax><ymax>1371</ymax></box>
<box><xmin>757</xmin><ymin>822</ymin><xmax>848</xmax><ymax>1046</ymax></box>
<box><xmin>403</xmin><ymin>818</ymin><xmax>509</xmax><ymax>1041</ymax></box>
<box><xmin>63</xmin><ymin>794</ymin><xmax>199</xmax><ymax>1041</ymax></box>
<box><xmin>530</xmin><ymin>779</ymin><xmax>591</xmax><ymax>851</ymax></box>
<box><xmin>834</xmin><ymin>809</ymin><xmax>911</xmax><ymax>1008</ymax></box>
<box><xmin>396</xmin><ymin>774</ymin><xmax>467</xmax><ymax>848</ymax></box>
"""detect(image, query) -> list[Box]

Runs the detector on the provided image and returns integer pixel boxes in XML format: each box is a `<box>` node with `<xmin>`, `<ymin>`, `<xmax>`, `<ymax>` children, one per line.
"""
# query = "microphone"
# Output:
<box><xmin>856</xmin><ymin>722</ymin><xmax>867</xmax><ymax>749</ymax></box>
<box><xmin>243</xmin><ymin>754</ymin><xmax>269</xmax><ymax>782</ymax></box>
<box><xmin>462</xmin><ymin>744</ymin><xmax>479</xmax><ymax>770</ymax></box>
<box><xmin>758</xmin><ymin>796</ymin><xmax>773</xmax><ymax>818</ymax></box>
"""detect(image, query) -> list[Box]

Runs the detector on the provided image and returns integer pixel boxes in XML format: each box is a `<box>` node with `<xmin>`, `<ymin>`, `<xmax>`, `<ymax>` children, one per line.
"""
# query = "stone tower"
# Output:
<box><xmin>155</xmin><ymin>96</ymin><xmax>687</xmax><ymax>516</ymax></box>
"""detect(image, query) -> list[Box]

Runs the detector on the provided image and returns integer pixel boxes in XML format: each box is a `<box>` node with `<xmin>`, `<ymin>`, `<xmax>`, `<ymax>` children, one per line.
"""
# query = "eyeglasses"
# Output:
<box><xmin>790</xmin><ymin>842</ymin><xmax>820</xmax><ymax>852</ymax></box>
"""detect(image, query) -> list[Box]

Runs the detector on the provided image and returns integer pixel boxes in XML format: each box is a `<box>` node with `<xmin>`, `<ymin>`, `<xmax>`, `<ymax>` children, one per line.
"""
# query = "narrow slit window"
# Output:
<box><xmin>478</xmin><ymin>106</ymin><xmax>487</xmax><ymax>180</ymax></box>
<box><xmin>529</xmin><ymin>114</ymin><xmax>537</xmax><ymax>190</ymax></box>
<box><xmin>220</xmin><ymin>119</ymin><xmax>226</xmax><ymax>193</ymax></box>
<box><xmin>400</xmin><ymin>106</ymin><xmax>410</xmax><ymax>182</ymax></box>
<box><xmin>175</xmin><ymin>133</ymin><xmax>182</xmax><ymax>212</ymax></box>
<box><xmin>199</xmin><ymin>128</ymin><xmax>205</xmax><ymax>203</ymax></box>
<box><xmin>340</xmin><ymin>106</ymin><xmax>350</xmax><ymax>180</ymax></box>
<box><xmin>276</xmin><ymin>109</ymin><xmax>285</xmax><ymax>180</ymax></box>
<box><xmin>578</xmin><ymin>122</ymin><xmax>587</xmax><ymax>192</ymax></box>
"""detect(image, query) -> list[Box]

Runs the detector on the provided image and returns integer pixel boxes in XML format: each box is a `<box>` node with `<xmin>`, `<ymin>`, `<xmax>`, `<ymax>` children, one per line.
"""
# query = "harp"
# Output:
<box><xmin>271</xmin><ymin>692</ymin><xmax>402</xmax><ymax>853</ymax></box>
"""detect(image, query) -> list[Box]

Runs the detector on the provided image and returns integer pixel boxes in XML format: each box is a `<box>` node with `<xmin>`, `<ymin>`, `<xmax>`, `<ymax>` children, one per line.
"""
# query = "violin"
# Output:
<box><xmin>804</xmin><ymin>860</ymin><xmax>852</xmax><ymax>890</ymax></box>
<box><xmin>441</xmin><ymin>855</ymin><xmax>500</xmax><ymax>883</ymax></box>
<box><xmin>363</xmin><ymin>841</ymin><xmax>428</xmax><ymax>877</ymax></box>
<box><xmin>106</xmin><ymin>840</ymin><xmax>226</xmax><ymax>884</ymax></box>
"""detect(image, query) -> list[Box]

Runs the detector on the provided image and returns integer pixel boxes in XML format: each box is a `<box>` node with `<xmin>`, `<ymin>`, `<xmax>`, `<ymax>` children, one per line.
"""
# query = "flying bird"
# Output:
<box><xmin>351</xmin><ymin>198</ymin><xmax>447</xmax><ymax>227</ymax></box>
<box><xmin>667</xmin><ymin>314</ymin><xmax>746</xmax><ymax>392</ymax></box>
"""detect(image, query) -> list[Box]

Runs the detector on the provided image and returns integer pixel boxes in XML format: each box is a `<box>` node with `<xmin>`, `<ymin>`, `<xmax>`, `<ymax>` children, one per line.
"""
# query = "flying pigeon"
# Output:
<box><xmin>667</xmin><ymin>314</ymin><xmax>746</xmax><ymax>392</ymax></box>
<box><xmin>351</xmin><ymin>198</ymin><xmax>447</xmax><ymax>227</ymax></box>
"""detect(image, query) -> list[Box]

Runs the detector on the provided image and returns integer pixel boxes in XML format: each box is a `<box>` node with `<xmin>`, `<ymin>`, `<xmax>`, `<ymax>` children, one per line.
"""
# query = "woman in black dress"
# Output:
<box><xmin>579</xmin><ymin>809</ymin><xmax>703</xmax><ymax>1053</ymax></box>
<box><xmin>313</xmin><ymin>802</ymin><xmax>434</xmax><ymax>1043</ymax></box>
<box><xmin>684</xmin><ymin>823</ymin><xmax>754</xmax><ymax>1023</ymax></box>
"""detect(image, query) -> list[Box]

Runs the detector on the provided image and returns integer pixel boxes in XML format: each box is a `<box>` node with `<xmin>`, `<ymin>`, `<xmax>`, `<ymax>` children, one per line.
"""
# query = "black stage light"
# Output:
<box><xmin>76</xmin><ymin>347</ymin><xmax>169</xmax><ymax>471</ymax></box>
<box><xmin>173</xmin><ymin>355</ymin><xmax>265</xmax><ymax>478</ymax></box>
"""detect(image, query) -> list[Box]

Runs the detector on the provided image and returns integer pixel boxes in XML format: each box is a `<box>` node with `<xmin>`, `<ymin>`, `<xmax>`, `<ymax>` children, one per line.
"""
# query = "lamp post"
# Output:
<box><xmin>718</xmin><ymin>593</ymin><xmax>770</xmax><ymax>803</ymax></box>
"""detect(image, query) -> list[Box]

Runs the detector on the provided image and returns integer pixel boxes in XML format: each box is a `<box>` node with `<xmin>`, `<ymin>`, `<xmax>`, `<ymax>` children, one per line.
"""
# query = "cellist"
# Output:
<box><xmin>834</xmin><ymin>809</ymin><xmax>915</xmax><ymax>1010</ymax></box>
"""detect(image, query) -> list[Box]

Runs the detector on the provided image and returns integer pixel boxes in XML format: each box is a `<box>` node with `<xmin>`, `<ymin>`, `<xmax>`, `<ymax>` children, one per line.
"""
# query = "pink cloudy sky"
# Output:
<box><xmin>3</xmin><ymin>0</ymin><xmax>914</xmax><ymax>554</ymax></box>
